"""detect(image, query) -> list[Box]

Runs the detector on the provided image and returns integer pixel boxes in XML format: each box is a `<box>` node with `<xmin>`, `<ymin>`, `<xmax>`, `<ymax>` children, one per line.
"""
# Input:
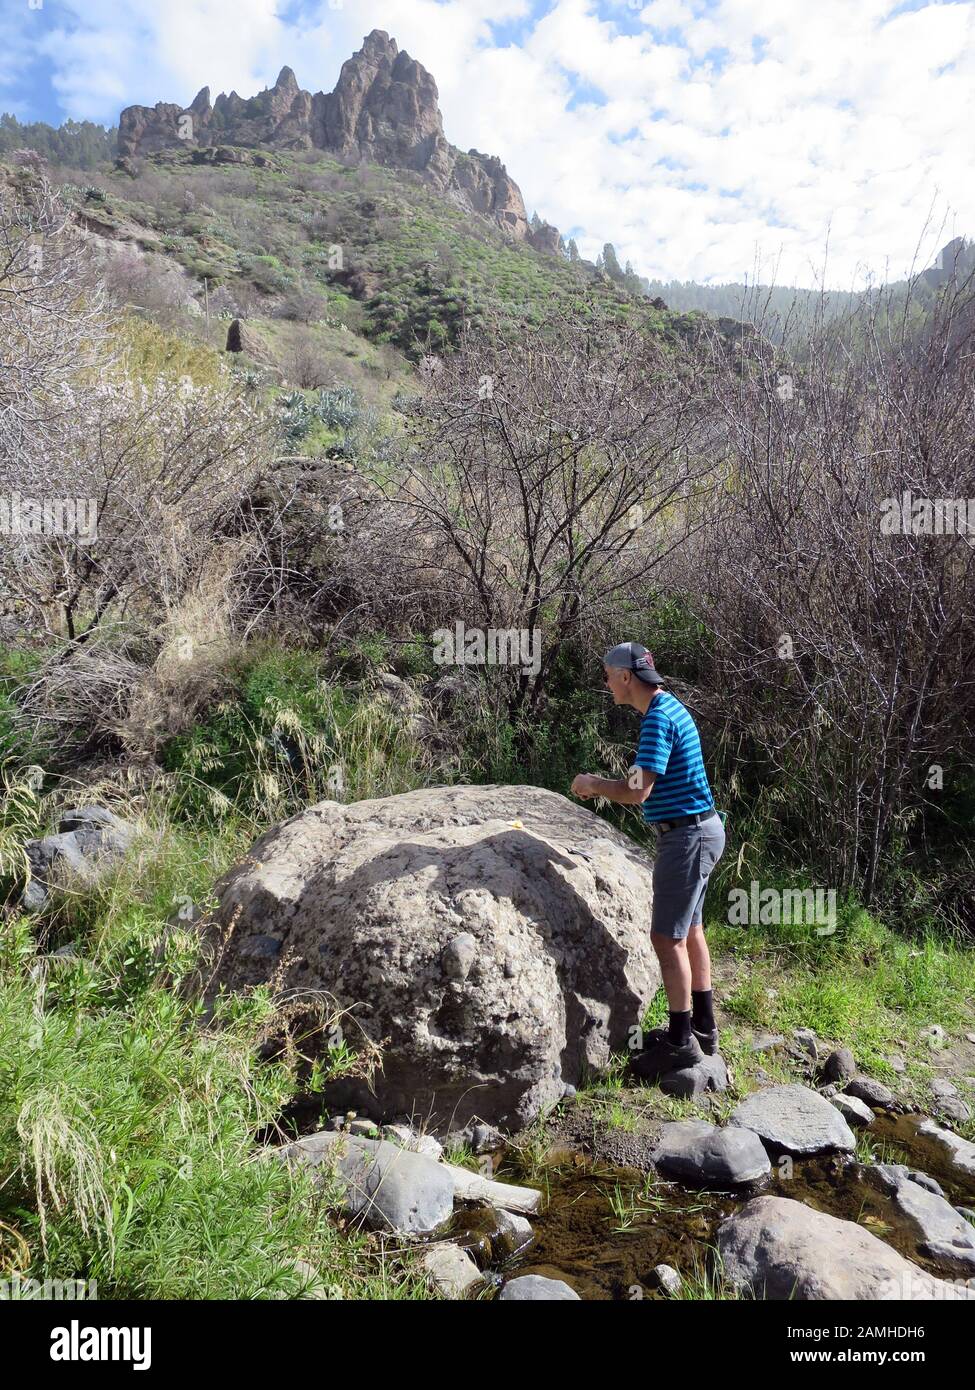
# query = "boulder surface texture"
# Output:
<box><xmin>212</xmin><ymin>784</ymin><xmax>661</xmax><ymax>1130</ymax></box>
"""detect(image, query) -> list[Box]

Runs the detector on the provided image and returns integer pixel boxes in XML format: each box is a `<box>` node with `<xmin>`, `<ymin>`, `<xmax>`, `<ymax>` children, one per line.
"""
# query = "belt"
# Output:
<box><xmin>653</xmin><ymin>807</ymin><xmax>717</xmax><ymax>834</ymax></box>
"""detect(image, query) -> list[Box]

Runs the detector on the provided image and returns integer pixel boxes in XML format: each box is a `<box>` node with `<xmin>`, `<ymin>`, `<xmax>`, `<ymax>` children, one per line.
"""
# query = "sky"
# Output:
<box><xmin>3</xmin><ymin>0</ymin><xmax>974</xmax><ymax>288</ymax></box>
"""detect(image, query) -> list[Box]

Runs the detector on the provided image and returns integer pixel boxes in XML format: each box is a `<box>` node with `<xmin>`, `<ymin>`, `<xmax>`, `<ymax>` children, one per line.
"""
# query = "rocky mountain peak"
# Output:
<box><xmin>274</xmin><ymin>65</ymin><xmax>299</xmax><ymax>89</ymax></box>
<box><xmin>117</xmin><ymin>29</ymin><xmax>555</xmax><ymax>249</ymax></box>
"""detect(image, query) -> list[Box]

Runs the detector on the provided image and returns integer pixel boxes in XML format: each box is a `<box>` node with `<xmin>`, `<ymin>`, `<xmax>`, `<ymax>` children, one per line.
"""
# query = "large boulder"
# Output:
<box><xmin>718</xmin><ymin>1196</ymin><xmax>975</xmax><ymax>1300</ymax></box>
<box><xmin>211</xmin><ymin>784</ymin><xmax>661</xmax><ymax>1131</ymax></box>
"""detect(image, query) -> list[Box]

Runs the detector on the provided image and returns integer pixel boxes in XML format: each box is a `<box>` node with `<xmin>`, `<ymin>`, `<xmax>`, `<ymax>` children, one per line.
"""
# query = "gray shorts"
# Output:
<box><xmin>650</xmin><ymin>812</ymin><xmax>726</xmax><ymax>940</ymax></box>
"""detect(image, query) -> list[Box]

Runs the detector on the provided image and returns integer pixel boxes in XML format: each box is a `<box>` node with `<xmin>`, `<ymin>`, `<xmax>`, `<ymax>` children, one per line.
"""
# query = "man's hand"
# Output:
<box><xmin>570</xmin><ymin>773</ymin><xmax>598</xmax><ymax>799</ymax></box>
<box><xmin>571</xmin><ymin>768</ymin><xmax>656</xmax><ymax>805</ymax></box>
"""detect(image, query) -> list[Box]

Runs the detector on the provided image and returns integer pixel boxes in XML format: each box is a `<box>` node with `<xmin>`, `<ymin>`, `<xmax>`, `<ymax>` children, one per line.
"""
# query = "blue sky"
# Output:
<box><xmin>3</xmin><ymin>0</ymin><xmax>973</xmax><ymax>287</ymax></box>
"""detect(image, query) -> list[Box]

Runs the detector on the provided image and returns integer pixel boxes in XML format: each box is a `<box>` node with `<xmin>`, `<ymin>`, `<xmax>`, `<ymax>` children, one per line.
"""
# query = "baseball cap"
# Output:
<box><xmin>602</xmin><ymin>641</ymin><xmax>665</xmax><ymax>686</ymax></box>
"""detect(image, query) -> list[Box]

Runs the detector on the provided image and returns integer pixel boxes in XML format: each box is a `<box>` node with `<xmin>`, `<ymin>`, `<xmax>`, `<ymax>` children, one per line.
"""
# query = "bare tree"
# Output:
<box><xmin>378</xmin><ymin>300</ymin><xmax>726</xmax><ymax>718</ymax></box>
<box><xmin>0</xmin><ymin>165</ymin><xmax>109</xmax><ymax>473</ymax></box>
<box><xmin>685</xmin><ymin>267</ymin><xmax>975</xmax><ymax>906</ymax></box>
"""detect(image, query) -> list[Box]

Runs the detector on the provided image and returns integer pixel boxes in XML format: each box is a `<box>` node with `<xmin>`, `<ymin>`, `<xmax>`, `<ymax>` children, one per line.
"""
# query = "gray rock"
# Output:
<box><xmin>348</xmin><ymin>1119</ymin><xmax>381</xmax><ymax>1138</ymax></box>
<box><xmin>718</xmin><ymin>1195</ymin><xmax>975</xmax><ymax>1300</ymax></box>
<box><xmin>652</xmin><ymin>1264</ymin><xmax>682</xmax><ymax>1295</ymax></box>
<box><xmin>471</xmin><ymin>1122</ymin><xmax>504</xmax><ymax>1154</ymax></box>
<box><xmin>493</xmin><ymin>1208</ymin><xmax>535</xmax><ymax>1259</ymax></box>
<box><xmin>792</xmin><ymin>1028</ymin><xmax>818</xmax><ymax>1060</ymax></box>
<box><xmin>59</xmin><ymin>806</ymin><xmax>132</xmax><ymax>837</ymax></box>
<box><xmin>829</xmin><ymin>1093</ymin><xmax>874</xmax><ymax>1127</ymax></box>
<box><xmin>561</xmin><ymin>1083</ymin><xmax>577</xmax><ymax>1102</ymax></box>
<box><xmin>870</xmin><ymin>1167</ymin><xmax>975</xmax><ymax>1274</ymax></box>
<box><xmin>659</xmin><ymin>1052</ymin><xmax>729</xmax><ymax>1098</ymax></box>
<box><xmin>901</xmin><ymin>1117</ymin><xmax>975</xmax><ymax>1181</ymax></box>
<box><xmin>442</xmin><ymin>1161</ymin><xmax>542</xmax><ymax>1214</ymax></box>
<box><xmin>729</xmin><ymin>1084</ymin><xmax>856</xmax><ymax>1157</ymax></box>
<box><xmin>750</xmin><ymin>1032</ymin><xmax>786</xmax><ymax>1054</ymax></box>
<box><xmin>907</xmin><ymin>1171</ymin><xmax>945</xmax><ymax>1197</ymax></box>
<box><xmin>381</xmin><ymin>1125</ymin><xmax>444</xmax><ymax>1160</ymax></box>
<box><xmin>211</xmin><ymin>785</ymin><xmax>662</xmax><ymax>1130</ymax></box>
<box><xmin>652</xmin><ymin>1120</ymin><xmax>771</xmax><ymax>1186</ymax></box>
<box><xmin>844</xmin><ymin>1075</ymin><xmax>896</xmax><ymax>1108</ymax></box>
<box><xmin>21</xmin><ymin>807</ymin><xmax>137</xmax><ymax>912</ymax></box>
<box><xmin>922</xmin><ymin>1025</ymin><xmax>947</xmax><ymax>1049</ymax></box>
<box><xmin>441</xmin><ymin>932</ymin><xmax>477</xmax><ymax>982</ymax></box>
<box><xmin>239</xmin><ymin>934</ymin><xmax>283</xmax><ymax>960</ymax></box>
<box><xmin>956</xmin><ymin>1208</ymin><xmax>975</xmax><ymax>1223</ymax></box>
<box><xmin>499</xmin><ymin>1274</ymin><xmax>580</xmax><ymax>1301</ymax></box>
<box><xmin>277</xmin><ymin>1130</ymin><xmax>455</xmax><ymax>1237</ymax></box>
<box><xmin>966</xmin><ymin>1033</ymin><xmax>975</xmax><ymax>1045</ymax></box>
<box><xmin>931</xmin><ymin>1078</ymin><xmax>959</xmax><ymax>1099</ymax></box>
<box><xmin>885</xmin><ymin>1055</ymin><xmax>906</xmax><ymax>1074</ymax></box>
<box><xmin>934</xmin><ymin>1096</ymin><xmax>972</xmax><ymax>1124</ymax></box>
<box><xmin>822</xmin><ymin>1048</ymin><xmax>856</xmax><ymax>1082</ymax></box>
<box><xmin>871</xmin><ymin>1163</ymin><xmax>944</xmax><ymax>1197</ymax></box>
<box><xmin>419</xmin><ymin>1242</ymin><xmax>485</xmax><ymax>1298</ymax></box>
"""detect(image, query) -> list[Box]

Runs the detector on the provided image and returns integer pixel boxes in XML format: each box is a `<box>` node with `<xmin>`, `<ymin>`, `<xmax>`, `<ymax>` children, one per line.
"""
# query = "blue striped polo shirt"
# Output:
<box><xmin>634</xmin><ymin>690</ymin><xmax>714</xmax><ymax>823</ymax></box>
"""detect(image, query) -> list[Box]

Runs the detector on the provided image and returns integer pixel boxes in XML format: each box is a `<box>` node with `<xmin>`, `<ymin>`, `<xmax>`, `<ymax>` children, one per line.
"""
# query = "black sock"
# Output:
<box><xmin>692</xmin><ymin>989</ymin><xmax>715</xmax><ymax>1031</ymax></box>
<box><xmin>668</xmin><ymin>1009</ymin><xmax>692</xmax><ymax>1045</ymax></box>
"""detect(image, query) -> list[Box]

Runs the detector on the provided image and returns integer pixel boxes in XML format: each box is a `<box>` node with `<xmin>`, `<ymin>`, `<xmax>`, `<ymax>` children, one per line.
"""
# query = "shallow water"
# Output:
<box><xmin>450</xmin><ymin>1123</ymin><xmax>975</xmax><ymax>1300</ymax></box>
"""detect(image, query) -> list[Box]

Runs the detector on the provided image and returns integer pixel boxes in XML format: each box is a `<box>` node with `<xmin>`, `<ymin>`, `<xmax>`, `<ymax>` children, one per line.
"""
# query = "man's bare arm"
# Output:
<box><xmin>570</xmin><ymin>768</ymin><xmax>656</xmax><ymax>805</ymax></box>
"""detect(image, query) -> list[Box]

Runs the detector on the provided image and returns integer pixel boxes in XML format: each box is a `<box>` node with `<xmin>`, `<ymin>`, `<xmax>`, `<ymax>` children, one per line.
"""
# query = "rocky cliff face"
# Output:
<box><xmin>923</xmin><ymin>236</ymin><xmax>974</xmax><ymax>289</ymax></box>
<box><xmin>118</xmin><ymin>29</ymin><xmax>553</xmax><ymax>248</ymax></box>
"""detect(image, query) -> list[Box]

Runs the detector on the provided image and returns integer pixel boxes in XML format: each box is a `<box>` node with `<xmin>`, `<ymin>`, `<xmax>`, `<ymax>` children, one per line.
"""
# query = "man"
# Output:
<box><xmin>570</xmin><ymin>641</ymin><xmax>725</xmax><ymax>1072</ymax></box>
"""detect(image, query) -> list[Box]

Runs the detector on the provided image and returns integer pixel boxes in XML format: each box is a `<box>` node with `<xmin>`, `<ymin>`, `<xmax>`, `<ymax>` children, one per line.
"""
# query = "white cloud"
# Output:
<box><xmin>3</xmin><ymin>0</ymin><xmax>973</xmax><ymax>287</ymax></box>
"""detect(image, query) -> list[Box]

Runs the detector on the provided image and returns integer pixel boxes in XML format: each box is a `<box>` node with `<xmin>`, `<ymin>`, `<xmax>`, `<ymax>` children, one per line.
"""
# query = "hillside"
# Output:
<box><xmin>66</xmin><ymin>140</ymin><xmax>679</xmax><ymax>383</ymax></box>
<box><xmin>28</xmin><ymin>26</ymin><xmax>717</xmax><ymax>403</ymax></box>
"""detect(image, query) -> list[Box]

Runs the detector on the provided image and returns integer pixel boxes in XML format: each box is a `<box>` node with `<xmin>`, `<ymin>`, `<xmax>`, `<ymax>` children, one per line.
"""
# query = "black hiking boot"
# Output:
<box><xmin>630</xmin><ymin>1028</ymin><xmax>704</xmax><ymax>1080</ymax></box>
<box><xmin>690</xmin><ymin>1022</ymin><xmax>720</xmax><ymax>1056</ymax></box>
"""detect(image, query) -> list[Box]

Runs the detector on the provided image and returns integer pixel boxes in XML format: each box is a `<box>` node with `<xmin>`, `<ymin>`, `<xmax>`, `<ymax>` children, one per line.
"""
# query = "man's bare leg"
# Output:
<box><xmin>687</xmin><ymin>922</ymin><xmax>711</xmax><ymax>991</ymax></box>
<box><xmin>650</xmin><ymin>934</ymin><xmax>691</xmax><ymax>1012</ymax></box>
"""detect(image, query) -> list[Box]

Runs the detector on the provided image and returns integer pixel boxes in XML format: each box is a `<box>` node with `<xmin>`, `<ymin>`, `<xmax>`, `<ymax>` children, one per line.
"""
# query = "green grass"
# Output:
<box><xmin>0</xmin><ymin>788</ymin><xmax>436</xmax><ymax>1298</ymax></box>
<box><xmin>160</xmin><ymin>643</ymin><xmax>436</xmax><ymax>825</ymax></box>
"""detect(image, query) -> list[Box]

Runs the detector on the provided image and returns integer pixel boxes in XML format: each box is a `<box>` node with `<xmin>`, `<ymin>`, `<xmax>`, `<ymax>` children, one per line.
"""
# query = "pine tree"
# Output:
<box><xmin>602</xmin><ymin>243</ymin><xmax>624</xmax><ymax>282</ymax></box>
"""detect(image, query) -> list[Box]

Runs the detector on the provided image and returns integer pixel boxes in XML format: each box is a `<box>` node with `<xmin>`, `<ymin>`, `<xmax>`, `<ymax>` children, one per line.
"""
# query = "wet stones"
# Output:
<box><xmin>843</xmin><ymin>1075</ymin><xmax>897</xmax><ymax>1109</ymax></box>
<box><xmin>903</xmin><ymin>1116</ymin><xmax>975</xmax><ymax>1182</ymax></box>
<box><xmin>652</xmin><ymin>1120</ymin><xmax>771</xmax><ymax>1188</ymax></box>
<box><xmin>829</xmin><ymin>1093</ymin><xmax>875</xmax><ymax>1127</ymax></box>
<box><xmin>718</xmin><ymin>1195</ymin><xmax>975</xmax><ymax>1300</ymax></box>
<box><xmin>867</xmin><ymin>1166</ymin><xmax>975</xmax><ymax>1276</ymax></box>
<box><xmin>493</xmin><ymin>1208</ymin><xmax>535</xmax><ymax>1259</ymax></box>
<box><xmin>498</xmin><ymin>1274</ymin><xmax>580</xmax><ymax>1300</ymax></box>
<box><xmin>728</xmin><ymin>1084</ymin><xmax>857</xmax><ymax>1158</ymax></box>
<box><xmin>419</xmin><ymin>1242</ymin><xmax>485</xmax><ymax>1299</ymax></box>
<box><xmin>442</xmin><ymin>1161</ymin><xmax>542</xmax><ymax>1214</ymax></box>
